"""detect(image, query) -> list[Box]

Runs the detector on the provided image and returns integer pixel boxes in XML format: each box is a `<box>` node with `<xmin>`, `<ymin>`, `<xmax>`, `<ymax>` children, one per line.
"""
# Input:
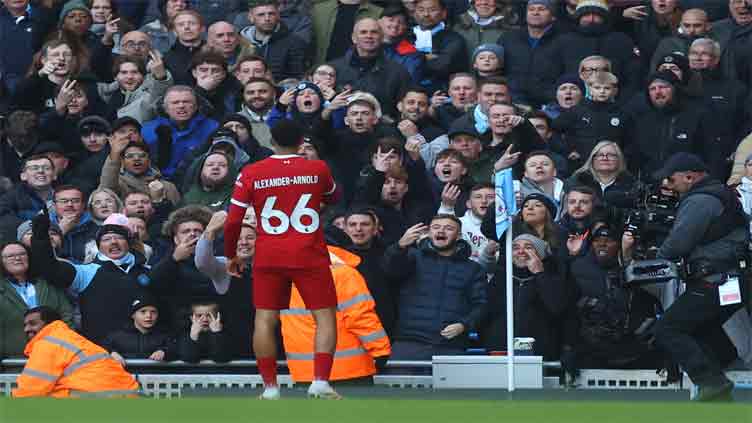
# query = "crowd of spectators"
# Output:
<box><xmin>0</xmin><ymin>0</ymin><xmax>751</xmax><ymax>378</ymax></box>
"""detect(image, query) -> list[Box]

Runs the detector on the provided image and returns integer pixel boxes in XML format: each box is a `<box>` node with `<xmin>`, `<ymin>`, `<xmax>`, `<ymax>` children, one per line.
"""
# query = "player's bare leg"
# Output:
<box><xmin>254</xmin><ymin>309</ymin><xmax>281</xmax><ymax>400</ymax></box>
<box><xmin>307</xmin><ymin>307</ymin><xmax>341</xmax><ymax>399</ymax></box>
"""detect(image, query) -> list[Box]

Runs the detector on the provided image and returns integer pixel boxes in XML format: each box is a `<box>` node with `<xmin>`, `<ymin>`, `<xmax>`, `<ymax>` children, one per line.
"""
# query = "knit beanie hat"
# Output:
<box><xmin>472</xmin><ymin>43</ymin><xmax>505</xmax><ymax>64</ymax></box>
<box><xmin>522</xmin><ymin>193</ymin><xmax>557</xmax><ymax>220</ymax></box>
<box><xmin>655</xmin><ymin>52</ymin><xmax>689</xmax><ymax>80</ymax></box>
<box><xmin>16</xmin><ymin>220</ymin><xmax>60</xmax><ymax>242</ymax></box>
<box><xmin>96</xmin><ymin>221</ymin><xmax>131</xmax><ymax>245</ymax></box>
<box><xmin>647</xmin><ymin>70</ymin><xmax>679</xmax><ymax>87</ymax></box>
<box><xmin>528</xmin><ymin>0</ymin><xmax>554</xmax><ymax>10</ymax></box>
<box><xmin>293</xmin><ymin>81</ymin><xmax>324</xmax><ymax>105</ymax></box>
<box><xmin>555</xmin><ymin>73</ymin><xmax>586</xmax><ymax>96</ymax></box>
<box><xmin>574</xmin><ymin>0</ymin><xmax>609</xmax><ymax>20</ymax></box>
<box><xmin>221</xmin><ymin>114</ymin><xmax>253</xmax><ymax>136</ymax></box>
<box><xmin>513</xmin><ymin>233</ymin><xmax>551</xmax><ymax>259</ymax></box>
<box><xmin>129</xmin><ymin>293</ymin><xmax>159</xmax><ymax>316</ymax></box>
<box><xmin>59</xmin><ymin>0</ymin><xmax>91</xmax><ymax>25</ymax></box>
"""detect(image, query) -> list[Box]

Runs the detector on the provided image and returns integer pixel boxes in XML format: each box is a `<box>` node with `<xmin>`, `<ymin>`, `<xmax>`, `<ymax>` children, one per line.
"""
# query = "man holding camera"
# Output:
<box><xmin>625</xmin><ymin>152</ymin><xmax>749</xmax><ymax>401</ymax></box>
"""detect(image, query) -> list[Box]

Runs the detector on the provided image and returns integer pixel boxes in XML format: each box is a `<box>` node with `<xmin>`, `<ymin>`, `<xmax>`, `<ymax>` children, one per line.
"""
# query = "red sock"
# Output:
<box><xmin>313</xmin><ymin>352</ymin><xmax>334</xmax><ymax>381</ymax></box>
<box><xmin>257</xmin><ymin>357</ymin><xmax>278</xmax><ymax>387</ymax></box>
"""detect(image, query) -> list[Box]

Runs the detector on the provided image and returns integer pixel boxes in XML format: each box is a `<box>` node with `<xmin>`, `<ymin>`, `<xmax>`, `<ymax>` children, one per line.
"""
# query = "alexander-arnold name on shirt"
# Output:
<box><xmin>254</xmin><ymin>175</ymin><xmax>319</xmax><ymax>189</ymax></box>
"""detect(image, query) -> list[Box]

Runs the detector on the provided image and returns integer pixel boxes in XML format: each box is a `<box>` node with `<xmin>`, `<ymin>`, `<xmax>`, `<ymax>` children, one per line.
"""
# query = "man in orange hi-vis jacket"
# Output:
<box><xmin>281</xmin><ymin>246</ymin><xmax>391</xmax><ymax>382</ymax></box>
<box><xmin>13</xmin><ymin>306</ymin><xmax>140</xmax><ymax>398</ymax></box>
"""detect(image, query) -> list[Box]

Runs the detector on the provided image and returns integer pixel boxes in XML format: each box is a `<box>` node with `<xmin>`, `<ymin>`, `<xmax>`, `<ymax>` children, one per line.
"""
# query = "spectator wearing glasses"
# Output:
<box><xmin>50</xmin><ymin>185</ymin><xmax>99</xmax><ymax>263</ymax></box>
<box><xmin>0</xmin><ymin>242</ymin><xmax>74</xmax><ymax>358</ymax></box>
<box><xmin>566</xmin><ymin>141</ymin><xmax>635</xmax><ymax>209</ymax></box>
<box><xmin>99</xmin><ymin>123</ymin><xmax>181</xmax><ymax>206</ymax></box>
<box><xmin>0</xmin><ymin>155</ymin><xmax>57</xmax><ymax>243</ymax></box>
<box><xmin>687</xmin><ymin>38</ymin><xmax>748</xmax><ymax>181</ymax></box>
<box><xmin>87</xmin><ymin>188</ymin><xmax>124</xmax><ymax>226</ymax></box>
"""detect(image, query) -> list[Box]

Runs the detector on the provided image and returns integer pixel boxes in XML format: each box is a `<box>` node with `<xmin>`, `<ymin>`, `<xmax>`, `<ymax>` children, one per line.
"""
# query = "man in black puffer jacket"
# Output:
<box><xmin>624</xmin><ymin>71</ymin><xmax>706</xmax><ymax>181</ymax></box>
<box><xmin>382</xmin><ymin>214</ymin><xmax>487</xmax><ymax>359</ymax></box>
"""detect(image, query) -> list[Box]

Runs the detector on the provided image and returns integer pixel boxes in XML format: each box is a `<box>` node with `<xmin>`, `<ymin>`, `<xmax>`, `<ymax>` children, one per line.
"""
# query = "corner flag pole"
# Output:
<box><xmin>505</xmin><ymin>223</ymin><xmax>515</xmax><ymax>392</ymax></box>
<box><xmin>494</xmin><ymin>167</ymin><xmax>516</xmax><ymax>392</ymax></box>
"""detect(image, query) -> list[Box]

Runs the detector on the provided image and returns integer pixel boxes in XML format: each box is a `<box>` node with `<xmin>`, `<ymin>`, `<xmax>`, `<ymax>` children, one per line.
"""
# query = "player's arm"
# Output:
<box><xmin>224</xmin><ymin>172</ymin><xmax>253</xmax><ymax>259</ymax></box>
<box><xmin>320</xmin><ymin>162</ymin><xmax>340</xmax><ymax>205</ymax></box>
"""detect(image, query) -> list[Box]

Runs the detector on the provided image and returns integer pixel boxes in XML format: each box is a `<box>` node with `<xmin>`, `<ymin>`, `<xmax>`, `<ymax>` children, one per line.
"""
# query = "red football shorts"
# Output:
<box><xmin>252</xmin><ymin>266</ymin><xmax>337</xmax><ymax>310</ymax></box>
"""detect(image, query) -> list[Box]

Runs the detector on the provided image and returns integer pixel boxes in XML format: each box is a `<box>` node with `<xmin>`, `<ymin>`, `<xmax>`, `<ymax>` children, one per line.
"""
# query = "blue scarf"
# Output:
<box><xmin>474</xmin><ymin>105</ymin><xmax>489</xmax><ymax>134</ymax></box>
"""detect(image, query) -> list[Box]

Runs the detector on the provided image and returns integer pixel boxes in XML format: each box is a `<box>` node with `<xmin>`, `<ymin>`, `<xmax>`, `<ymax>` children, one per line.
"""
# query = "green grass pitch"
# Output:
<box><xmin>1</xmin><ymin>397</ymin><xmax>750</xmax><ymax>423</ymax></box>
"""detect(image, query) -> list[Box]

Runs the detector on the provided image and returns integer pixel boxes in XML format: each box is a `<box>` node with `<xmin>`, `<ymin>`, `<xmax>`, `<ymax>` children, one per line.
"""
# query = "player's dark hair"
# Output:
<box><xmin>345</xmin><ymin>208</ymin><xmax>378</xmax><ymax>224</ymax></box>
<box><xmin>270</xmin><ymin>120</ymin><xmax>306</xmax><ymax>148</ymax></box>
<box><xmin>470</xmin><ymin>182</ymin><xmax>495</xmax><ymax>193</ymax></box>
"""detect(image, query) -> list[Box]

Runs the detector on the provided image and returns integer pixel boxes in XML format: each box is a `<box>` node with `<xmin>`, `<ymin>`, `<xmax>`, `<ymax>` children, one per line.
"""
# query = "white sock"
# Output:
<box><xmin>310</xmin><ymin>380</ymin><xmax>330</xmax><ymax>390</ymax></box>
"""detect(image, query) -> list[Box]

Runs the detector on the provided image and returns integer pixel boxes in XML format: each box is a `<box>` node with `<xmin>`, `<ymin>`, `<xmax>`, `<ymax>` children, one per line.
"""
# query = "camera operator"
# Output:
<box><xmin>569</xmin><ymin>225</ymin><xmax>663</xmax><ymax>371</ymax></box>
<box><xmin>624</xmin><ymin>152</ymin><xmax>749</xmax><ymax>401</ymax></box>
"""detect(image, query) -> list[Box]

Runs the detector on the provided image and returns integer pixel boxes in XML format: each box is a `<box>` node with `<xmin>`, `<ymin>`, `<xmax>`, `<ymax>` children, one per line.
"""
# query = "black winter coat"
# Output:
<box><xmin>624</xmin><ymin>93</ymin><xmax>705</xmax><ymax>180</ymax></box>
<box><xmin>164</xmin><ymin>41</ymin><xmax>205</xmax><ymax>86</ymax></box>
<box><xmin>330</xmin><ymin>51</ymin><xmax>412</xmax><ymax>119</ymax></box>
<box><xmin>695</xmin><ymin>69</ymin><xmax>748</xmax><ymax>181</ymax></box>
<box><xmin>248</xmin><ymin>23</ymin><xmax>307</xmax><ymax>82</ymax></box>
<box><xmin>553</xmin><ymin>99</ymin><xmax>631</xmax><ymax>168</ymax></box>
<box><xmin>178</xmin><ymin>330</ymin><xmax>231</xmax><ymax>363</ymax></box>
<box><xmin>409</xmin><ymin>28</ymin><xmax>468</xmax><ymax>92</ymax></box>
<box><xmin>481</xmin><ymin>259</ymin><xmax>572</xmax><ymax>360</ymax></box>
<box><xmin>499</xmin><ymin>26</ymin><xmax>562</xmax><ymax>108</ymax></box>
<box><xmin>382</xmin><ymin>238</ymin><xmax>487</xmax><ymax>350</ymax></box>
<box><xmin>101</xmin><ymin>324</ymin><xmax>177</xmax><ymax>360</ymax></box>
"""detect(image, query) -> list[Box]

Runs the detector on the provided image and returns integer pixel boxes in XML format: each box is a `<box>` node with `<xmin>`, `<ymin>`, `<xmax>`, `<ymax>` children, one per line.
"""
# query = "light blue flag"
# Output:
<box><xmin>494</xmin><ymin>168</ymin><xmax>517</xmax><ymax>239</ymax></box>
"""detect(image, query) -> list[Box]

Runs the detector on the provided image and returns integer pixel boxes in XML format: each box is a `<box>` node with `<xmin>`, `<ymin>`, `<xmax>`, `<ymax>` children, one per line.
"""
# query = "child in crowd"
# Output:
<box><xmin>102</xmin><ymin>294</ymin><xmax>175</xmax><ymax>365</ymax></box>
<box><xmin>471</xmin><ymin>44</ymin><xmax>504</xmax><ymax>78</ymax></box>
<box><xmin>177</xmin><ymin>300</ymin><xmax>231</xmax><ymax>363</ymax></box>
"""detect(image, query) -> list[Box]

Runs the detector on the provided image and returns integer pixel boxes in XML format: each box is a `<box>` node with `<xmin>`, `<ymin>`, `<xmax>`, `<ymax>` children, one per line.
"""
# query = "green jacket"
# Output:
<box><xmin>0</xmin><ymin>278</ymin><xmax>73</xmax><ymax>358</ymax></box>
<box><xmin>311</xmin><ymin>0</ymin><xmax>382</xmax><ymax>65</ymax></box>
<box><xmin>452</xmin><ymin>11</ymin><xmax>518</xmax><ymax>67</ymax></box>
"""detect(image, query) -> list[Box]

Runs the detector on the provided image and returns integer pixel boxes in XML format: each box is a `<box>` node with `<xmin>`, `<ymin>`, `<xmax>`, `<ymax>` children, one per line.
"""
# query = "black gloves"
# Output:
<box><xmin>375</xmin><ymin>356</ymin><xmax>389</xmax><ymax>371</ymax></box>
<box><xmin>31</xmin><ymin>209</ymin><xmax>50</xmax><ymax>240</ymax></box>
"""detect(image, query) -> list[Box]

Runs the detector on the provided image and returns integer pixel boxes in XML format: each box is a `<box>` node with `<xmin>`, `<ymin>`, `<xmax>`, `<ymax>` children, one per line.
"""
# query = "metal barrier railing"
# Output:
<box><xmin>0</xmin><ymin>358</ymin><xmax>562</xmax><ymax>370</ymax></box>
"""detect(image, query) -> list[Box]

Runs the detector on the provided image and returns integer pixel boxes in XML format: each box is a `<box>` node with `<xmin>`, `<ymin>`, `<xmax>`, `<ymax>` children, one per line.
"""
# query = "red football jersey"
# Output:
<box><xmin>224</xmin><ymin>155</ymin><xmax>337</xmax><ymax>268</ymax></box>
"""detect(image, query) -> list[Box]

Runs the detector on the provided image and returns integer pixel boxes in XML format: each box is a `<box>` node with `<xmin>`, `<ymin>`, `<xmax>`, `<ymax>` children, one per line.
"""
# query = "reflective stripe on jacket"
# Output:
<box><xmin>12</xmin><ymin>321</ymin><xmax>140</xmax><ymax>398</ymax></box>
<box><xmin>281</xmin><ymin>246</ymin><xmax>391</xmax><ymax>382</ymax></box>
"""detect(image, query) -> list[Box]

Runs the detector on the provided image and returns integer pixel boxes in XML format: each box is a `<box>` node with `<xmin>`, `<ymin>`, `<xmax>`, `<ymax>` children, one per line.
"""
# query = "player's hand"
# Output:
<box><xmin>204</xmin><ymin>211</ymin><xmax>227</xmax><ymax>240</ymax></box>
<box><xmin>208</xmin><ymin>312</ymin><xmax>222</xmax><ymax>333</ymax></box>
<box><xmin>494</xmin><ymin>144</ymin><xmax>521</xmax><ymax>171</ymax></box>
<box><xmin>172</xmin><ymin>236</ymin><xmax>198</xmax><ymax>261</ymax></box>
<box><xmin>226</xmin><ymin>256</ymin><xmax>247</xmax><ymax>277</ymax></box>
<box><xmin>440</xmin><ymin>323</ymin><xmax>465</xmax><ymax>339</ymax></box>
<box><xmin>149</xmin><ymin>350</ymin><xmax>166</xmax><ymax>361</ymax></box>
<box><xmin>398</xmin><ymin>223</ymin><xmax>427</xmax><ymax>249</ymax></box>
<box><xmin>110</xmin><ymin>351</ymin><xmax>126</xmax><ymax>367</ymax></box>
<box><xmin>441</xmin><ymin>183</ymin><xmax>461</xmax><ymax>208</ymax></box>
